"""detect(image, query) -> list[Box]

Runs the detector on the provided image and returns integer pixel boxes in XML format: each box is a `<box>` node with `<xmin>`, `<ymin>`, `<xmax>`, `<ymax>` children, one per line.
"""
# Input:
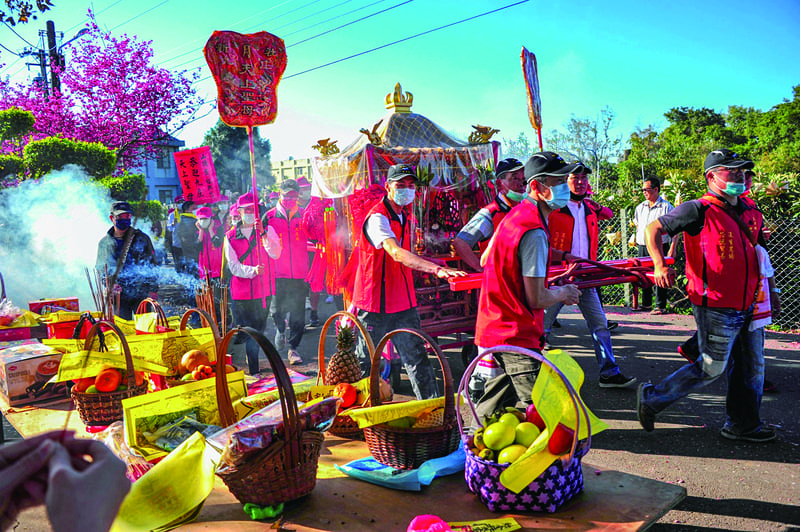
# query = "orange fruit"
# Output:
<box><xmin>95</xmin><ymin>367</ymin><xmax>122</xmax><ymax>392</ymax></box>
<box><xmin>333</xmin><ymin>382</ymin><xmax>358</xmax><ymax>408</ymax></box>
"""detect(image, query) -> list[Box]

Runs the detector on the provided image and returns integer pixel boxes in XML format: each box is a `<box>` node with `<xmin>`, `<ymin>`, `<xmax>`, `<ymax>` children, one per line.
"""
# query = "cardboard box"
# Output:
<box><xmin>28</xmin><ymin>297</ymin><xmax>80</xmax><ymax>315</ymax></box>
<box><xmin>0</xmin><ymin>342</ymin><xmax>69</xmax><ymax>406</ymax></box>
<box><xmin>0</xmin><ymin>327</ymin><xmax>32</xmax><ymax>342</ymax></box>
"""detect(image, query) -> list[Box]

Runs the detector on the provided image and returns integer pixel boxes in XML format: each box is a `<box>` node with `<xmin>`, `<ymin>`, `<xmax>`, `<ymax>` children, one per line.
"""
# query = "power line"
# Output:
<box><xmin>283</xmin><ymin>0</ymin><xmax>530</xmax><ymax>79</ymax></box>
<box><xmin>2</xmin><ymin>20</ymin><xmax>37</xmax><ymax>47</ymax></box>
<box><xmin>65</xmin><ymin>0</ymin><xmax>127</xmax><ymax>33</ymax></box>
<box><xmin>0</xmin><ymin>41</ymin><xmax>23</xmax><ymax>57</ymax></box>
<box><xmin>109</xmin><ymin>0</ymin><xmax>171</xmax><ymax>32</ymax></box>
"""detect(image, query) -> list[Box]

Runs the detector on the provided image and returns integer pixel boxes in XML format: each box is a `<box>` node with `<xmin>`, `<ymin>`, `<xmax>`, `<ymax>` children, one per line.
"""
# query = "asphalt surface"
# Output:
<box><xmin>8</xmin><ymin>300</ymin><xmax>800</xmax><ymax>531</ymax></box>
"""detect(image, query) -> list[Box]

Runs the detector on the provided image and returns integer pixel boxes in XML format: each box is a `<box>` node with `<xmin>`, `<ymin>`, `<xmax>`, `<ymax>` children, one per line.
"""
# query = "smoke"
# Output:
<box><xmin>0</xmin><ymin>166</ymin><xmax>201</xmax><ymax>314</ymax></box>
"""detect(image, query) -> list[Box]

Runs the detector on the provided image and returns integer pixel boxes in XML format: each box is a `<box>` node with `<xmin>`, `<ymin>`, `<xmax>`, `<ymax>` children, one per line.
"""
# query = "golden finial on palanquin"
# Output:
<box><xmin>468</xmin><ymin>124</ymin><xmax>500</xmax><ymax>144</ymax></box>
<box><xmin>385</xmin><ymin>83</ymin><xmax>413</xmax><ymax>113</ymax></box>
<box><xmin>312</xmin><ymin>138</ymin><xmax>340</xmax><ymax>156</ymax></box>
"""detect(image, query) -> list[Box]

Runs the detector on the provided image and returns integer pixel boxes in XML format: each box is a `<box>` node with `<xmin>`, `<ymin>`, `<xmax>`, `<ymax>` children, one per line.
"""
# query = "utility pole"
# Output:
<box><xmin>46</xmin><ymin>20</ymin><xmax>61</xmax><ymax>94</ymax></box>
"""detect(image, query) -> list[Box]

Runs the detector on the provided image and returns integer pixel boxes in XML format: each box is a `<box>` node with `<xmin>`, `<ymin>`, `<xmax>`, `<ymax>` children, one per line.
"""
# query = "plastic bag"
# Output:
<box><xmin>95</xmin><ymin>421</ymin><xmax>153</xmax><ymax>482</ymax></box>
<box><xmin>142</xmin><ymin>413</ymin><xmax>222</xmax><ymax>453</ymax></box>
<box><xmin>0</xmin><ymin>298</ymin><xmax>24</xmax><ymax>326</ymax></box>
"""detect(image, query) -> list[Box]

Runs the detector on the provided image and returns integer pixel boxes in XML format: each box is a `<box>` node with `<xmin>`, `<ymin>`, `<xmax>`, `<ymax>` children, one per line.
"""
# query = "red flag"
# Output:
<box><xmin>521</xmin><ymin>47</ymin><xmax>542</xmax><ymax>131</ymax></box>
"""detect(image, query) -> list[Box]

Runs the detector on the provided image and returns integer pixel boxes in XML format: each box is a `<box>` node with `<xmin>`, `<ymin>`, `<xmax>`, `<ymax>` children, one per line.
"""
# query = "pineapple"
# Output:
<box><xmin>326</xmin><ymin>324</ymin><xmax>362</xmax><ymax>385</ymax></box>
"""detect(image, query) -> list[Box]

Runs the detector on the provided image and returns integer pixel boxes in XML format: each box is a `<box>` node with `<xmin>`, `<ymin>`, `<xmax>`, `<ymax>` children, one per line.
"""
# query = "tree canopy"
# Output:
<box><xmin>201</xmin><ymin>119</ymin><xmax>273</xmax><ymax>194</ymax></box>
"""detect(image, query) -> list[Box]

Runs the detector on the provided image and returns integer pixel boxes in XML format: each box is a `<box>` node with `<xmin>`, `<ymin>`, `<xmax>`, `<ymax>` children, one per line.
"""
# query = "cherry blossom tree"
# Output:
<box><xmin>0</xmin><ymin>12</ymin><xmax>202</xmax><ymax>169</ymax></box>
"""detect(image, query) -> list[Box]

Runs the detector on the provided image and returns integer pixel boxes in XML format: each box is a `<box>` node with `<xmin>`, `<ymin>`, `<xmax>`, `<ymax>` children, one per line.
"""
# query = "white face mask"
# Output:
<box><xmin>544</xmin><ymin>182</ymin><xmax>570</xmax><ymax>210</ymax></box>
<box><xmin>393</xmin><ymin>188</ymin><xmax>416</xmax><ymax>206</ymax></box>
<box><xmin>241</xmin><ymin>213</ymin><xmax>256</xmax><ymax>226</ymax></box>
<box><xmin>198</xmin><ymin>219</ymin><xmax>212</xmax><ymax>229</ymax></box>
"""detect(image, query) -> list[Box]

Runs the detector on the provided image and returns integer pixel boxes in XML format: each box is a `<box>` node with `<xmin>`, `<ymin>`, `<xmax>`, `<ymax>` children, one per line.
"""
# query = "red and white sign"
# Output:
<box><xmin>173</xmin><ymin>146</ymin><xmax>221</xmax><ymax>203</ymax></box>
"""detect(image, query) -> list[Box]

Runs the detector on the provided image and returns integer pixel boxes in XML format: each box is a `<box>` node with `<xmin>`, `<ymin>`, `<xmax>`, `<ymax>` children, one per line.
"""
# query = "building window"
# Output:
<box><xmin>156</xmin><ymin>148</ymin><xmax>172</xmax><ymax>169</ymax></box>
<box><xmin>158</xmin><ymin>189</ymin><xmax>173</xmax><ymax>204</ymax></box>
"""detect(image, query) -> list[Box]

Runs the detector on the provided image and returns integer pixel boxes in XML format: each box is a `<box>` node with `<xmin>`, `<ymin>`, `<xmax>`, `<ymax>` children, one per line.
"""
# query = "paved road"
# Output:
<box><xmin>9</xmin><ymin>301</ymin><xmax>800</xmax><ymax>531</ymax></box>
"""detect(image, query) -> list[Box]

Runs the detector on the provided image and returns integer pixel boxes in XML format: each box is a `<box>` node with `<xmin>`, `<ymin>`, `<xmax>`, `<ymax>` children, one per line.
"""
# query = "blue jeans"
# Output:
<box><xmin>641</xmin><ymin>304</ymin><xmax>765</xmax><ymax>433</ymax></box>
<box><xmin>543</xmin><ymin>287</ymin><xmax>621</xmax><ymax>378</ymax></box>
<box><xmin>355</xmin><ymin>307</ymin><xmax>439</xmax><ymax>400</ymax></box>
<box><xmin>232</xmin><ymin>297</ymin><xmax>270</xmax><ymax>375</ymax></box>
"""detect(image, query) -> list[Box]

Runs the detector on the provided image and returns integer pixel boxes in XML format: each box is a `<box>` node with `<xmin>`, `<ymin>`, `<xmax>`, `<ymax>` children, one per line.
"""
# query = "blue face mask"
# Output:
<box><xmin>505</xmin><ymin>190</ymin><xmax>525</xmax><ymax>202</ymax></box>
<box><xmin>544</xmin><ymin>182</ymin><xmax>570</xmax><ymax>209</ymax></box>
<box><xmin>723</xmin><ymin>182</ymin><xmax>746</xmax><ymax>197</ymax></box>
<box><xmin>393</xmin><ymin>188</ymin><xmax>416</xmax><ymax>207</ymax></box>
<box><xmin>114</xmin><ymin>218</ymin><xmax>132</xmax><ymax>231</ymax></box>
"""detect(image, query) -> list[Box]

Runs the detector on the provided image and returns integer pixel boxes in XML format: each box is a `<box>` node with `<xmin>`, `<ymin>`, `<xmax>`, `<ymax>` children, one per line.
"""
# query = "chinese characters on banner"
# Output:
<box><xmin>203</xmin><ymin>30</ymin><xmax>288</xmax><ymax>127</ymax></box>
<box><xmin>173</xmin><ymin>146</ymin><xmax>221</xmax><ymax>203</ymax></box>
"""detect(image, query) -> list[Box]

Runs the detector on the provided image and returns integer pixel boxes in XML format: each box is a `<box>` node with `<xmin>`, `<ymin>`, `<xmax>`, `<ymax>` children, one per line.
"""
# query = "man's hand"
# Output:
<box><xmin>771</xmin><ymin>293</ymin><xmax>781</xmax><ymax>320</ymax></box>
<box><xmin>254</xmin><ymin>264</ymin><xmax>264</xmax><ymax>275</ymax></box>
<box><xmin>559</xmin><ymin>284</ymin><xmax>581</xmax><ymax>305</ymax></box>
<box><xmin>435</xmin><ymin>266</ymin><xmax>468</xmax><ymax>279</ymax></box>
<box><xmin>0</xmin><ymin>434</ymin><xmax>60</xmax><ymax>531</ymax></box>
<box><xmin>653</xmin><ymin>265</ymin><xmax>676</xmax><ymax>288</ymax></box>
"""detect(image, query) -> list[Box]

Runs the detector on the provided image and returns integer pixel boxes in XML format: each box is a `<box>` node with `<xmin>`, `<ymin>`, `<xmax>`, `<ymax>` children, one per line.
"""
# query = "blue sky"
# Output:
<box><xmin>1</xmin><ymin>0</ymin><xmax>798</xmax><ymax>162</ymax></box>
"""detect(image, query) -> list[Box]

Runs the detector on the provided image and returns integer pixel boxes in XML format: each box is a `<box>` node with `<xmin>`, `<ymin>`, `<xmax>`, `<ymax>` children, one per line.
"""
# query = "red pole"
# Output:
<box><xmin>536</xmin><ymin>127</ymin><xmax>544</xmax><ymax>151</ymax></box>
<box><xmin>246</xmin><ymin>125</ymin><xmax>265</xmax><ymax>306</ymax></box>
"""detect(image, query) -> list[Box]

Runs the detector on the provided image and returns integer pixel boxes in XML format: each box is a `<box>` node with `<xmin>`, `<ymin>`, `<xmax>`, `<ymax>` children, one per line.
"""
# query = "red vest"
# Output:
<box><xmin>548</xmin><ymin>201</ymin><xmax>600</xmax><ymax>260</ymax></box>
<box><xmin>683</xmin><ymin>194</ymin><xmax>762</xmax><ymax>310</ymax></box>
<box><xmin>352</xmin><ymin>197</ymin><xmax>417</xmax><ymax>314</ymax></box>
<box><xmin>226</xmin><ymin>226</ymin><xmax>275</xmax><ymax>301</ymax></box>
<box><xmin>198</xmin><ymin>219</ymin><xmax>223</xmax><ymax>279</ymax></box>
<box><xmin>477</xmin><ymin>195</ymin><xmax>512</xmax><ymax>254</ymax></box>
<box><xmin>475</xmin><ymin>199</ymin><xmax>550</xmax><ymax>350</ymax></box>
<box><xmin>266</xmin><ymin>206</ymin><xmax>310</xmax><ymax>279</ymax></box>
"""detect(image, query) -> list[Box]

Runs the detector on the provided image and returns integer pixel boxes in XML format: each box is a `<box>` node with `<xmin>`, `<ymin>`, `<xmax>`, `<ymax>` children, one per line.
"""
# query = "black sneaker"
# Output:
<box><xmin>599</xmin><ymin>373</ymin><xmax>637</xmax><ymax>388</ymax></box>
<box><xmin>308</xmin><ymin>311</ymin><xmax>320</xmax><ymax>327</ymax></box>
<box><xmin>720</xmin><ymin>426</ymin><xmax>776</xmax><ymax>443</ymax></box>
<box><xmin>637</xmin><ymin>383</ymin><xmax>656</xmax><ymax>432</ymax></box>
<box><xmin>607</xmin><ymin>321</ymin><xmax>619</xmax><ymax>331</ymax></box>
<box><xmin>763</xmin><ymin>379</ymin><xmax>778</xmax><ymax>394</ymax></box>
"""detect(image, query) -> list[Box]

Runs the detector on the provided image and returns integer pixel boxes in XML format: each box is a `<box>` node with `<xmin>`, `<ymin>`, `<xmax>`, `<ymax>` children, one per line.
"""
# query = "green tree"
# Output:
<box><xmin>501</xmin><ymin>132</ymin><xmax>534</xmax><ymax>161</ymax></box>
<box><xmin>200</xmin><ymin>119</ymin><xmax>273</xmax><ymax>193</ymax></box>
<box><xmin>23</xmin><ymin>136</ymin><xmax>116</xmax><ymax>178</ymax></box>
<box><xmin>0</xmin><ymin>154</ymin><xmax>23</xmax><ymax>179</ymax></box>
<box><xmin>753</xmin><ymin>85</ymin><xmax>800</xmax><ymax>174</ymax></box>
<box><xmin>97</xmin><ymin>171</ymin><xmax>146</xmax><ymax>201</ymax></box>
<box><xmin>0</xmin><ymin>107</ymin><xmax>35</xmax><ymax>156</ymax></box>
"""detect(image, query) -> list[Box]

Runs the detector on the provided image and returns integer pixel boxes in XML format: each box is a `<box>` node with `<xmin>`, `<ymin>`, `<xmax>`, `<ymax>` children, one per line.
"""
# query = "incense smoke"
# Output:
<box><xmin>0</xmin><ymin>166</ymin><xmax>200</xmax><ymax>314</ymax></box>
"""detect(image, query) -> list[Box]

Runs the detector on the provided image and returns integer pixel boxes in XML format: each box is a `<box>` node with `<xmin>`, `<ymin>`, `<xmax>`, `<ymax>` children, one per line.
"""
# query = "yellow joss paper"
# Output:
<box><xmin>347</xmin><ymin>394</ymin><xmax>455</xmax><ymax>429</ymax></box>
<box><xmin>500</xmin><ymin>349</ymin><xmax>607</xmax><ymax>493</ymax></box>
<box><xmin>449</xmin><ymin>517</ymin><xmax>521</xmax><ymax>531</ymax></box>
<box><xmin>110</xmin><ymin>432</ymin><xmax>216</xmax><ymax>532</ymax></box>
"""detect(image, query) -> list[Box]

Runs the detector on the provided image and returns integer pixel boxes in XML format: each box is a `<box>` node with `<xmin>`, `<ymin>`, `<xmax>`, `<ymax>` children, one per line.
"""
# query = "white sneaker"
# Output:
<box><xmin>305</xmin><ymin>297</ymin><xmax>312</xmax><ymax>310</ymax></box>
<box><xmin>287</xmin><ymin>349</ymin><xmax>303</xmax><ymax>365</ymax></box>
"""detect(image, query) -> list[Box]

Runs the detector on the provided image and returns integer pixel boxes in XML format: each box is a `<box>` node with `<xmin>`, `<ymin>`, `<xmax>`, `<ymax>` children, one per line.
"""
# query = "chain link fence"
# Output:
<box><xmin>597</xmin><ymin>215</ymin><xmax>800</xmax><ymax>332</ymax></box>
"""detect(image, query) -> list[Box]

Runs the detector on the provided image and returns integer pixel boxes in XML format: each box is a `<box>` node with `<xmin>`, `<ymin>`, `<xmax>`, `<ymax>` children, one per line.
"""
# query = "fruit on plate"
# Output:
<box><xmin>497</xmin><ymin>444</ymin><xmax>527</xmax><ymax>464</ymax></box>
<box><xmin>548</xmin><ymin>423</ymin><xmax>575</xmax><ymax>456</ymax></box>
<box><xmin>94</xmin><ymin>367</ymin><xmax>122</xmax><ymax>392</ymax></box>
<box><xmin>514</xmin><ymin>422</ymin><xmax>541</xmax><ymax>447</ymax></box>
<box><xmin>180</xmin><ymin>349</ymin><xmax>211</xmax><ymax>375</ymax></box>
<box><xmin>333</xmin><ymin>382</ymin><xmax>358</xmax><ymax>409</ymax></box>
<box><xmin>526</xmin><ymin>403</ymin><xmax>546</xmax><ymax>431</ymax></box>
<box><xmin>414</xmin><ymin>406</ymin><xmax>444</xmax><ymax>428</ymax></box>
<box><xmin>326</xmin><ymin>324</ymin><xmax>361</xmax><ymax>385</ymax></box>
<box><xmin>483</xmin><ymin>421</ymin><xmax>516</xmax><ymax>451</ymax></box>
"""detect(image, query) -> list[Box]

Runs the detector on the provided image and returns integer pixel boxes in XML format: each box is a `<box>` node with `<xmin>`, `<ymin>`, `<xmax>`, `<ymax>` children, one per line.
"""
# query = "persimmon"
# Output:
<box><xmin>95</xmin><ymin>368</ymin><xmax>122</xmax><ymax>392</ymax></box>
<box><xmin>333</xmin><ymin>382</ymin><xmax>357</xmax><ymax>409</ymax></box>
<box><xmin>73</xmin><ymin>377</ymin><xmax>95</xmax><ymax>393</ymax></box>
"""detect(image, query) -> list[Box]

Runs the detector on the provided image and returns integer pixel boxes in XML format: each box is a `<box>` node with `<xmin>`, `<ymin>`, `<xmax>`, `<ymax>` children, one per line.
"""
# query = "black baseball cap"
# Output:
<box><xmin>704</xmin><ymin>149</ymin><xmax>754</xmax><ymax>175</ymax></box>
<box><xmin>565</xmin><ymin>159</ymin><xmax>592</xmax><ymax>175</ymax></box>
<box><xmin>110</xmin><ymin>201</ymin><xmax>133</xmax><ymax>216</ymax></box>
<box><xmin>523</xmin><ymin>152</ymin><xmax>571</xmax><ymax>183</ymax></box>
<box><xmin>386</xmin><ymin>164</ymin><xmax>417</xmax><ymax>183</ymax></box>
<box><xmin>495</xmin><ymin>158</ymin><xmax>524</xmax><ymax>179</ymax></box>
<box><xmin>280</xmin><ymin>179</ymin><xmax>300</xmax><ymax>193</ymax></box>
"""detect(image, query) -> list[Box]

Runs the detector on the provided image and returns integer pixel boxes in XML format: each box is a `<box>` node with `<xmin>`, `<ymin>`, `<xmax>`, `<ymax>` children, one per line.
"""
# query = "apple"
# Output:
<box><xmin>498</xmin><ymin>412</ymin><xmax>521</xmax><ymax>427</ymax></box>
<box><xmin>548</xmin><ymin>423</ymin><xmax>575</xmax><ymax>456</ymax></box>
<box><xmin>514</xmin><ymin>422</ymin><xmax>541</xmax><ymax>447</ymax></box>
<box><xmin>497</xmin><ymin>444</ymin><xmax>527</xmax><ymax>464</ymax></box>
<box><xmin>483</xmin><ymin>421</ymin><xmax>516</xmax><ymax>451</ymax></box>
<box><xmin>526</xmin><ymin>403</ymin><xmax>546</xmax><ymax>431</ymax></box>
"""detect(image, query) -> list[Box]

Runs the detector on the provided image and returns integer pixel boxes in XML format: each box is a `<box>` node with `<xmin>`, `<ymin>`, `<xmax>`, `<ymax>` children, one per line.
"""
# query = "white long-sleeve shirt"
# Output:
<box><xmin>223</xmin><ymin>225</ymin><xmax>281</xmax><ymax>279</ymax></box>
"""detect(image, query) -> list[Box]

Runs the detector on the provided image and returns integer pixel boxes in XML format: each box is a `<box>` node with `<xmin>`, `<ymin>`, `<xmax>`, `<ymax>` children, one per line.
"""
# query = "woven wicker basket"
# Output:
<box><xmin>362</xmin><ymin>328</ymin><xmax>460</xmax><ymax>470</ymax></box>
<box><xmin>457</xmin><ymin>345</ymin><xmax>592</xmax><ymax>512</ymax></box>
<box><xmin>71</xmin><ymin>320</ymin><xmax>148</xmax><ymax>426</ymax></box>
<box><xmin>162</xmin><ymin>308</ymin><xmax>221</xmax><ymax>388</ymax></box>
<box><xmin>134</xmin><ymin>298</ymin><xmax>174</xmax><ymax>333</ymax></box>
<box><xmin>316</xmin><ymin>311</ymin><xmax>376</xmax><ymax>439</ymax></box>
<box><xmin>214</xmin><ymin>326</ymin><xmax>324</xmax><ymax>507</ymax></box>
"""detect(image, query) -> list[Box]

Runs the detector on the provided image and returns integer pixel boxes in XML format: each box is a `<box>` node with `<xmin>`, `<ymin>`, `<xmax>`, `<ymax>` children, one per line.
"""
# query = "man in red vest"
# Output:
<box><xmin>638</xmin><ymin>149</ymin><xmax>775</xmax><ymax>442</ymax></box>
<box><xmin>543</xmin><ymin>162</ymin><xmax>636</xmax><ymax>388</ymax></box>
<box><xmin>265</xmin><ymin>179</ymin><xmax>309</xmax><ymax>366</ymax></box>
<box><xmin>352</xmin><ymin>164</ymin><xmax>467</xmax><ymax>399</ymax></box>
<box><xmin>474</xmin><ymin>152</ymin><xmax>581</xmax><ymax>414</ymax></box>
<box><xmin>452</xmin><ymin>158</ymin><xmax>527</xmax><ymax>272</ymax></box>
